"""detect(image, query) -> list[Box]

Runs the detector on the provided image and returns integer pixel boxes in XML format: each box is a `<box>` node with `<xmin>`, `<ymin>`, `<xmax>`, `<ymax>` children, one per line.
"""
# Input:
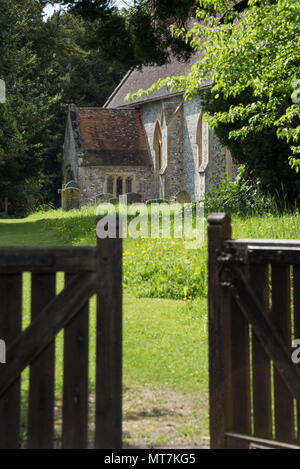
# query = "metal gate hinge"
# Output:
<box><xmin>217</xmin><ymin>252</ymin><xmax>234</xmax><ymax>287</ymax></box>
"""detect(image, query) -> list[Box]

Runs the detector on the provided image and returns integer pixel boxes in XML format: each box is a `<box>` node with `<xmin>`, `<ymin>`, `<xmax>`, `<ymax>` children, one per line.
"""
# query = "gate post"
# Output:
<box><xmin>95</xmin><ymin>219</ymin><xmax>123</xmax><ymax>449</ymax></box>
<box><xmin>208</xmin><ymin>213</ymin><xmax>232</xmax><ymax>449</ymax></box>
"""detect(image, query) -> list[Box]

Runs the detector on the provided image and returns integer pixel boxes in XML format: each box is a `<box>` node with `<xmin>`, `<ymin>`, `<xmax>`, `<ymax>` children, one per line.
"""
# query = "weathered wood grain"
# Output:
<box><xmin>62</xmin><ymin>273</ymin><xmax>89</xmax><ymax>449</ymax></box>
<box><xmin>28</xmin><ymin>273</ymin><xmax>56</xmax><ymax>449</ymax></box>
<box><xmin>207</xmin><ymin>213</ymin><xmax>233</xmax><ymax>449</ymax></box>
<box><xmin>230</xmin><ymin>266</ymin><xmax>251</xmax><ymax>436</ymax></box>
<box><xmin>0</xmin><ymin>272</ymin><xmax>96</xmax><ymax>399</ymax></box>
<box><xmin>294</xmin><ymin>266</ymin><xmax>300</xmax><ymax>444</ymax></box>
<box><xmin>230</xmin><ymin>266</ymin><xmax>300</xmax><ymax>406</ymax></box>
<box><xmin>0</xmin><ymin>247</ymin><xmax>97</xmax><ymax>273</ymax></box>
<box><xmin>95</xmin><ymin>226</ymin><xmax>123</xmax><ymax>449</ymax></box>
<box><xmin>271</xmin><ymin>265</ymin><xmax>294</xmax><ymax>442</ymax></box>
<box><xmin>249</xmin><ymin>264</ymin><xmax>272</xmax><ymax>439</ymax></box>
<box><xmin>0</xmin><ymin>274</ymin><xmax>22</xmax><ymax>449</ymax></box>
<box><xmin>226</xmin><ymin>432</ymin><xmax>300</xmax><ymax>449</ymax></box>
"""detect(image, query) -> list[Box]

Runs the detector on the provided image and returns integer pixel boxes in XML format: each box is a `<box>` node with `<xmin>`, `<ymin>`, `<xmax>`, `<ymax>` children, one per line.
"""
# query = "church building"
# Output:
<box><xmin>62</xmin><ymin>56</ymin><xmax>234</xmax><ymax>205</ymax></box>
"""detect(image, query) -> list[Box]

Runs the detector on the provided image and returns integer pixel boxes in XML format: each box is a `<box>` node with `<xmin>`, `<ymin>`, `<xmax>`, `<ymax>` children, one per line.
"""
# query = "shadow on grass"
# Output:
<box><xmin>125</xmin><ymin>407</ymin><xmax>179</xmax><ymax>421</ymax></box>
<box><xmin>0</xmin><ymin>218</ymin><xmax>68</xmax><ymax>246</ymax></box>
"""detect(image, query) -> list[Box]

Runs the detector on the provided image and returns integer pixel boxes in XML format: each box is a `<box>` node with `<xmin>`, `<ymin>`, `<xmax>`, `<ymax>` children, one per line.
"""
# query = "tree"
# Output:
<box><xmin>202</xmin><ymin>89</ymin><xmax>299</xmax><ymax>200</ymax></box>
<box><xmin>128</xmin><ymin>0</ymin><xmax>300</xmax><ymax>199</ymax></box>
<box><xmin>0</xmin><ymin>0</ymin><xmax>48</xmax><ymax>215</ymax></box>
<box><xmin>56</xmin><ymin>0</ymin><xmax>206</xmax><ymax>67</ymax></box>
<box><xmin>57</xmin><ymin>1</ymin><xmax>253</xmax><ymax>68</ymax></box>
<box><xmin>31</xmin><ymin>11</ymin><xmax>126</xmax><ymax>206</ymax></box>
<box><xmin>0</xmin><ymin>2</ymin><xmax>126</xmax><ymax>214</ymax></box>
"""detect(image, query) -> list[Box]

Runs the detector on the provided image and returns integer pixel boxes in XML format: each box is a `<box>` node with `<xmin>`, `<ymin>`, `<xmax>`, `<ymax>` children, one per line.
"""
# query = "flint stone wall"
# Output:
<box><xmin>78</xmin><ymin>166</ymin><xmax>152</xmax><ymax>205</ymax></box>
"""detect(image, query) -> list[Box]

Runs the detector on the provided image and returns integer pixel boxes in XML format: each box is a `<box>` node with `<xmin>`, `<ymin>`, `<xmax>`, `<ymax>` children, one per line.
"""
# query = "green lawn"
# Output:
<box><xmin>0</xmin><ymin>218</ymin><xmax>65</xmax><ymax>246</ymax></box>
<box><xmin>1</xmin><ymin>208</ymin><xmax>300</xmax><ymax>447</ymax></box>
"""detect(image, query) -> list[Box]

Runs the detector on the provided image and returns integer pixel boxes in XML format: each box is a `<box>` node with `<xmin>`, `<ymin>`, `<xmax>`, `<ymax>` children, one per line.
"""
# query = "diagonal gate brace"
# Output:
<box><xmin>228</xmin><ymin>265</ymin><xmax>300</xmax><ymax>404</ymax></box>
<box><xmin>0</xmin><ymin>272</ymin><xmax>96</xmax><ymax>399</ymax></box>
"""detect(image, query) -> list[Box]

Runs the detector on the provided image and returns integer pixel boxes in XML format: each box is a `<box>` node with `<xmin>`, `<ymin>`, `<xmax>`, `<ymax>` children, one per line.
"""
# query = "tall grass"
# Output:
<box><xmin>23</xmin><ymin>206</ymin><xmax>300</xmax><ymax>301</ymax></box>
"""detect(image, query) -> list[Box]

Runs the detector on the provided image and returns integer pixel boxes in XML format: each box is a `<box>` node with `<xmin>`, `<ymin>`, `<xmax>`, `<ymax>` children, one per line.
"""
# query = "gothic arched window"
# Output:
<box><xmin>154</xmin><ymin>121</ymin><xmax>163</xmax><ymax>171</ymax></box>
<box><xmin>126</xmin><ymin>177</ymin><xmax>132</xmax><ymax>193</ymax></box>
<box><xmin>107</xmin><ymin>176</ymin><xmax>114</xmax><ymax>194</ymax></box>
<box><xmin>154</xmin><ymin>121</ymin><xmax>163</xmax><ymax>195</ymax></box>
<box><xmin>196</xmin><ymin>116</ymin><xmax>203</xmax><ymax>169</ymax></box>
<box><xmin>116</xmin><ymin>177</ymin><xmax>123</xmax><ymax>196</ymax></box>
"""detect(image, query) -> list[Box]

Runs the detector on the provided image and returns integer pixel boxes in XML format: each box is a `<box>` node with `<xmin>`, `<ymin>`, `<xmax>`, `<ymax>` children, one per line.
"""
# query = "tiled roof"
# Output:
<box><xmin>72</xmin><ymin>107</ymin><xmax>151</xmax><ymax>167</ymax></box>
<box><xmin>104</xmin><ymin>53</ymin><xmax>203</xmax><ymax>109</ymax></box>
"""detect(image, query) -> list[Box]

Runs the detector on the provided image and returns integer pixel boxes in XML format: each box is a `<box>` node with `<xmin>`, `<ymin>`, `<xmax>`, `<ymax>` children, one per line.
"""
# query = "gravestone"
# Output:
<box><xmin>59</xmin><ymin>181</ymin><xmax>81</xmax><ymax>211</ymax></box>
<box><xmin>174</xmin><ymin>191</ymin><xmax>191</xmax><ymax>204</ymax></box>
<box><xmin>109</xmin><ymin>198</ymin><xmax>119</xmax><ymax>205</ymax></box>
<box><xmin>96</xmin><ymin>193</ymin><xmax>114</xmax><ymax>205</ymax></box>
<box><xmin>123</xmin><ymin>192</ymin><xmax>143</xmax><ymax>204</ymax></box>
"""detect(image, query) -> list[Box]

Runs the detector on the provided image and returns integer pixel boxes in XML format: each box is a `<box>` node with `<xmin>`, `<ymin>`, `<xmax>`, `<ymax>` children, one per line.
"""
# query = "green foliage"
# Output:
<box><xmin>202</xmin><ymin>90</ymin><xmax>300</xmax><ymax>201</ymax></box>
<box><xmin>59</xmin><ymin>0</ymin><xmax>197</xmax><ymax>67</ymax></box>
<box><xmin>0</xmin><ymin>1</ymin><xmax>46</xmax><ymax>211</ymax></box>
<box><xmin>128</xmin><ymin>0</ymin><xmax>300</xmax><ymax>174</ymax></box>
<box><xmin>0</xmin><ymin>3</ymin><xmax>126</xmax><ymax>215</ymax></box>
<box><xmin>59</xmin><ymin>0</ymin><xmax>254</xmax><ymax>68</ymax></box>
<box><xmin>32</xmin><ymin>11</ymin><xmax>126</xmax><ymax>209</ymax></box>
<box><xmin>203</xmin><ymin>167</ymin><xmax>277</xmax><ymax>216</ymax></box>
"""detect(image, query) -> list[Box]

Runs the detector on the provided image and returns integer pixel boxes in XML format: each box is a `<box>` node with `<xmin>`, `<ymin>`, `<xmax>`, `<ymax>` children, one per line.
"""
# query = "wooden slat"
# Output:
<box><xmin>95</xmin><ymin>226</ymin><xmax>123</xmax><ymax>449</ymax></box>
<box><xmin>224</xmin><ymin>243</ymin><xmax>300</xmax><ymax>265</ymax></box>
<box><xmin>0</xmin><ymin>274</ymin><xmax>22</xmax><ymax>449</ymax></box>
<box><xmin>207</xmin><ymin>213</ymin><xmax>233</xmax><ymax>449</ymax></box>
<box><xmin>249</xmin><ymin>265</ymin><xmax>272</xmax><ymax>439</ymax></box>
<box><xmin>0</xmin><ymin>272</ymin><xmax>96</xmax><ymax>399</ymax></box>
<box><xmin>28</xmin><ymin>273</ymin><xmax>56</xmax><ymax>449</ymax></box>
<box><xmin>293</xmin><ymin>266</ymin><xmax>300</xmax><ymax>444</ymax></box>
<box><xmin>231</xmin><ymin>265</ymin><xmax>251</xmax><ymax>435</ymax></box>
<box><xmin>226</xmin><ymin>432</ymin><xmax>300</xmax><ymax>450</ymax></box>
<box><xmin>271</xmin><ymin>265</ymin><xmax>294</xmax><ymax>443</ymax></box>
<box><xmin>226</xmin><ymin>240</ymin><xmax>300</xmax><ymax>247</ymax></box>
<box><xmin>247</xmin><ymin>246</ymin><xmax>300</xmax><ymax>265</ymax></box>
<box><xmin>62</xmin><ymin>273</ymin><xmax>89</xmax><ymax>449</ymax></box>
<box><xmin>229</xmin><ymin>266</ymin><xmax>300</xmax><ymax>403</ymax></box>
<box><xmin>0</xmin><ymin>247</ymin><xmax>97</xmax><ymax>273</ymax></box>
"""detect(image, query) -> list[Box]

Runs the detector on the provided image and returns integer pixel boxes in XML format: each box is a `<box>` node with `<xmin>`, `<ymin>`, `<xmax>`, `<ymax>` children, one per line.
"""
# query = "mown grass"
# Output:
<box><xmin>1</xmin><ymin>207</ymin><xmax>300</xmax><ymax>446</ymax></box>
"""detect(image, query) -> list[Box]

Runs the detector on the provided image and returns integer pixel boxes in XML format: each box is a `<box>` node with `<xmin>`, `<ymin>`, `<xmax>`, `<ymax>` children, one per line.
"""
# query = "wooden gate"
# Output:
<box><xmin>208</xmin><ymin>214</ymin><xmax>300</xmax><ymax>449</ymax></box>
<box><xmin>0</xmin><ymin>234</ymin><xmax>122</xmax><ymax>449</ymax></box>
